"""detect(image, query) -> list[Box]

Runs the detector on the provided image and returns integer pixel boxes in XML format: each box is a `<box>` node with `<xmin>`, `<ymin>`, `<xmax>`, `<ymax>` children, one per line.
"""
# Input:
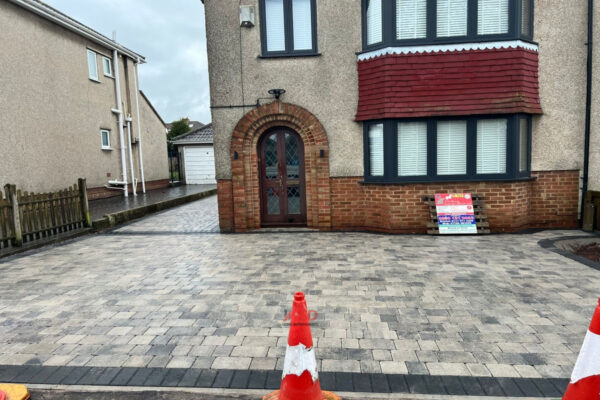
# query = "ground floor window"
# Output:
<box><xmin>364</xmin><ymin>114</ymin><xmax>531</xmax><ymax>183</ymax></box>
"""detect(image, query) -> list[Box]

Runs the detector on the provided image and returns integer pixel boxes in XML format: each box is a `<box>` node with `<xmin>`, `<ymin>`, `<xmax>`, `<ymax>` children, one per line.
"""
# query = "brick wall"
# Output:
<box><xmin>330</xmin><ymin>170</ymin><xmax>579</xmax><ymax>233</ymax></box>
<box><xmin>218</xmin><ymin>170</ymin><xmax>579</xmax><ymax>233</ymax></box>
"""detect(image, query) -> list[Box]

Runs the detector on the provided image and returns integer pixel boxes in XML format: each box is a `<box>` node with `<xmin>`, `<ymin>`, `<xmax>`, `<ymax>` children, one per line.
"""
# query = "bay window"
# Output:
<box><xmin>362</xmin><ymin>0</ymin><xmax>534</xmax><ymax>50</ymax></box>
<box><xmin>364</xmin><ymin>114</ymin><xmax>531</xmax><ymax>182</ymax></box>
<box><xmin>259</xmin><ymin>0</ymin><xmax>318</xmax><ymax>56</ymax></box>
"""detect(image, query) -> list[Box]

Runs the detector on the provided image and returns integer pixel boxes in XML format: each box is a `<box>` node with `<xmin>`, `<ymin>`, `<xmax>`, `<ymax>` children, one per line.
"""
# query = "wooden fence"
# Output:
<box><xmin>0</xmin><ymin>178</ymin><xmax>91</xmax><ymax>250</ymax></box>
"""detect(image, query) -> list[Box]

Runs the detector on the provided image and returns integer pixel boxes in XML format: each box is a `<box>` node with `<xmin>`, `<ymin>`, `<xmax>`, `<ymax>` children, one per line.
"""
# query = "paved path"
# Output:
<box><xmin>0</xmin><ymin>196</ymin><xmax>598</xmax><ymax>396</ymax></box>
<box><xmin>89</xmin><ymin>184</ymin><xmax>216</xmax><ymax>221</ymax></box>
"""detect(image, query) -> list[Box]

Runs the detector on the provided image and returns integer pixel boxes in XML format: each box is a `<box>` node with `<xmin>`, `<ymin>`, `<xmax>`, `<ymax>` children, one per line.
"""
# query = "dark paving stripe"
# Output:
<box><xmin>0</xmin><ymin>365</ymin><xmax>569</xmax><ymax>397</ymax></box>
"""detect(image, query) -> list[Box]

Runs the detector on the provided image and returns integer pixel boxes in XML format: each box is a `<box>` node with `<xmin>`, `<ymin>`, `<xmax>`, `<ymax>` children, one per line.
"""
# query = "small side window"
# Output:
<box><xmin>102</xmin><ymin>56</ymin><xmax>113</xmax><ymax>77</ymax></box>
<box><xmin>87</xmin><ymin>49</ymin><xmax>98</xmax><ymax>81</ymax></box>
<box><xmin>100</xmin><ymin>129</ymin><xmax>111</xmax><ymax>149</ymax></box>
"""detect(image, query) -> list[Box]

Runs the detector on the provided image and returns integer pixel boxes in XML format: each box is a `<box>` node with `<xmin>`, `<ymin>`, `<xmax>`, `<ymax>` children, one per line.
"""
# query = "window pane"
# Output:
<box><xmin>369</xmin><ymin>124</ymin><xmax>384</xmax><ymax>176</ymax></box>
<box><xmin>292</xmin><ymin>0</ymin><xmax>312</xmax><ymax>50</ymax></box>
<box><xmin>519</xmin><ymin>118</ymin><xmax>528</xmax><ymax>172</ymax></box>
<box><xmin>477</xmin><ymin>119</ymin><xmax>507</xmax><ymax>174</ymax></box>
<box><xmin>397</xmin><ymin>0</ymin><xmax>427</xmax><ymax>39</ymax></box>
<box><xmin>101</xmin><ymin>131</ymin><xmax>109</xmax><ymax>147</ymax></box>
<box><xmin>521</xmin><ymin>0</ymin><xmax>532</xmax><ymax>36</ymax></box>
<box><xmin>366</xmin><ymin>0</ymin><xmax>383</xmax><ymax>45</ymax></box>
<box><xmin>103</xmin><ymin>57</ymin><xmax>112</xmax><ymax>76</ymax></box>
<box><xmin>437</xmin><ymin>0</ymin><xmax>468</xmax><ymax>37</ymax></box>
<box><xmin>437</xmin><ymin>121</ymin><xmax>467</xmax><ymax>175</ymax></box>
<box><xmin>265</xmin><ymin>0</ymin><xmax>286</xmax><ymax>52</ymax></box>
<box><xmin>398</xmin><ymin>122</ymin><xmax>427</xmax><ymax>176</ymax></box>
<box><xmin>87</xmin><ymin>50</ymin><xmax>98</xmax><ymax>80</ymax></box>
<box><xmin>478</xmin><ymin>0</ymin><xmax>509</xmax><ymax>35</ymax></box>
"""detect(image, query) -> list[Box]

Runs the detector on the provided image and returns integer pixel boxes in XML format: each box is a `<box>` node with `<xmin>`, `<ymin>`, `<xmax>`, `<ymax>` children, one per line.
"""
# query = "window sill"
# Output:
<box><xmin>89</xmin><ymin>78</ymin><xmax>101</xmax><ymax>83</ymax></box>
<box><xmin>101</xmin><ymin>147</ymin><xmax>113</xmax><ymax>151</ymax></box>
<box><xmin>359</xmin><ymin>176</ymin><xmax>536</xmax><ymax>185</ymax></box>
<box><xmin>258</xmin><ymin>52</ymin><xmax>322</xmax><ymax>59</ymax></box>
<box><xmin>103</xmin><ymin>74</ymin><xmax>114</xmax><ymax>79</ymax></box>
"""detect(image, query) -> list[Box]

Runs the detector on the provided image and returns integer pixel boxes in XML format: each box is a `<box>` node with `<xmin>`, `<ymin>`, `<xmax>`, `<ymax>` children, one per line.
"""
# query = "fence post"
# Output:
<box><xmin>78</xmin><ymin>178</ymin><xmax>91</xmax><ymax>227</ymax></box>
<box><xmin>6</xmin><ymin>184</ymin><xmax>23</xmax><ymax>247</ymax></box>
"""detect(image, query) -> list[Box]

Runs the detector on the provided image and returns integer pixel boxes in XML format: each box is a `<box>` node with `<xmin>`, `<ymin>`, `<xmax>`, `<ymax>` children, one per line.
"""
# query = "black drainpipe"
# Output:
<box><xmin>582</xmin><ymin>0</ymin><xmax>594</xmax><ymax>226</ymax></box>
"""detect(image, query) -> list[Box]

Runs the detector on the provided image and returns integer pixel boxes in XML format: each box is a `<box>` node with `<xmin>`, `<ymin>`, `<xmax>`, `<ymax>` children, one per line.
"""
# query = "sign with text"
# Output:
<box><xmin>435</xmin><ymin>193</ymin><xmax>477</xmax><ymax>235</ymax></box>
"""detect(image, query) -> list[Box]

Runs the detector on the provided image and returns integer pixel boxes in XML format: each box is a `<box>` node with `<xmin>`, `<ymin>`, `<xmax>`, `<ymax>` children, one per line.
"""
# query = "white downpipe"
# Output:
<box><xmin>133</xmin><ymin>60</ymin><xmax>146</xmax><ymax>193</ymax></box>
<box><xmin>112</xmin><ymin>49</ymin><xmax>128</xmax><ymax>197</ymax></box>
<box><xmin>126</xmin><ymin>117</ymin><xmax>137</xmax><ymax>196</ymax></box>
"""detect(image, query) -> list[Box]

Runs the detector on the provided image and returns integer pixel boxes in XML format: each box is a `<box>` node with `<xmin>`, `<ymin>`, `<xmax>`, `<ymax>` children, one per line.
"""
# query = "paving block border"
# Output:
<box><xmin>0</xmin><ymin>365</ymin><xmax>567</xmax><ymax>398</ymax></box>
<box><xmin>538</xmin><ymin>234</ymin><xmax>600</xmax><ymax>271</ymax></box>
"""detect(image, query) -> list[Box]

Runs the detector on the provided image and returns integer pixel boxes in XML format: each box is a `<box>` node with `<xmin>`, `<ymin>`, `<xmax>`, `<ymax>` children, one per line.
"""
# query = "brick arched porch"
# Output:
<box><xmin>219</xmin><ymin>101</ymin><xmax>331</xmax><ymax>232</ymax></box>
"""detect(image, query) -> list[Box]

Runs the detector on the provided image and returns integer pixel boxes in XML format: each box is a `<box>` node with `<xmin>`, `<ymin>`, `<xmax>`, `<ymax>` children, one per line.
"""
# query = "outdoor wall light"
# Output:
<box><xmin>268</xmin><ymin>89</ymin><xmax>286</xmax><ymax>100</ymax></box>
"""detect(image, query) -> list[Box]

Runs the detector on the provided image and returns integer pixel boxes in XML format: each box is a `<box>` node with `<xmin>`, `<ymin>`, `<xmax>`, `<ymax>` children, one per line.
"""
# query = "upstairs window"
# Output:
<box><xmin>102</xmin><ymin>56</ymin><xmax>113</xmax><ymax>77</ymax></box>
<box><xmin>362</xmin><ymin>0</ymin><xmax>534</xmax><ymax>50</ymax></box>
<box><xmin>366</xmin><ymin>0</ymin><xmax>383</xmax><ymax>45</ymax></box>
<box><xmin>100</xmin><ymin>129</ymin><xmax>111</xmax><ymax>150</ymax></box>
<box><xmin>259</xmin><ymin>0</ymin><xmax>317</xmax><ymax>56</ymax></box>
<box><xmin>477</xmin><ymin>0</ymin><xmax>509</xmax><ymax>35</ymax></box>
<box><xmin>87</xmin><ymin>49</ymin><xmax>98</xmax><ymax>81</ymax></box>
<box><xmin>396</xmin><ymin>0</ymin><xmax>427</xmax><ymax>40</ymax></box>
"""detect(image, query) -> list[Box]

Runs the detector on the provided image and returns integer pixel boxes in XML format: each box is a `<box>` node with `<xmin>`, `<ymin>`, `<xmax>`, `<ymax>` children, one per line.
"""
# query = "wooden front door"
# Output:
<box><xmin>259</xmin><ymin>129</ymin><xmax>307</xmax><ymax>226</ymax></box>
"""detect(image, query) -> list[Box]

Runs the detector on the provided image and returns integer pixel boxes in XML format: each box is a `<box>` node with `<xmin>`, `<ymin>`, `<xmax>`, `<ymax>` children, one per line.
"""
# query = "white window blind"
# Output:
<box><xmin>265</xmin><ymin>0</ymin><xmax>286</xmax><ymax>52</ymax></box>
<box><xmin>292</xmin><ymin>0</ymin><xmax>312</xmax><ymax>50</ymax></box>
<box><xmin>397</xmin><ymin>0</ymin><xmax>427</xmax><ymax>40</ymax></box>
<box><xmin>478</xmin><ymin>0</ymin><xmax>509</xmax><ymax>35</ymax></box>
<box><xmin>521</xmin><ymin>0</ymin><xmax>531</xmax><ymax>36</ymax></box>
<box><xmin>519</xmin><ymin>118</ymin><xmax>528</xmax><ymax>172</ymax></box>
<box><xmin>437</xmin><ymin>0</ymin><xmax>468</xmax><ymax>37</ymax></box>
<box><xmin>369</xmin><ymin>124</ymin><xmax>384</xmax><ymax>176</ymax></box>
<box><xmin>87</xmin><ymin>50</ymin><xmax>98</xmax><ymax>80</ymax></box>
<box><xmin>477</xmin><ymin>119</ymin><xmax>507</xmax><ymax>174</ymax></box>
<box><xmin>366</xmin><ymin>0</ymin><xmax>383</xmax><ymax>45</ymax></box>
<box><xmin>437</xmin><ymin>121</ymin><xmax>467</xmax><ymax>175</ymax></box>
<box><xmin>398</xmin><ymin>122</ymin><xmax>427</xmax><ymax>176</ymax></box>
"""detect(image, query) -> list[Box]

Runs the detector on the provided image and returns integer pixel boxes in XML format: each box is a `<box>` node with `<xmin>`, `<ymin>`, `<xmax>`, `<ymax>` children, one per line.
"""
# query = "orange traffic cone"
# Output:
<box><xmin>563</xmin><ymin>298</ymin><xmax>600</xmax><ymax>400</ymax></box>
<box><xmin>263</xmin><ymin>292</ymin><xmax>340</xmax><ymax>400</ymax></box>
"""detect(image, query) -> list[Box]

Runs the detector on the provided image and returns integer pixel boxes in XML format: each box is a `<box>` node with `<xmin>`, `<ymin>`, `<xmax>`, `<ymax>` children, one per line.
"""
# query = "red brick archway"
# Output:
<box><xmin>224</xmin><ymin>101</ymin><xmax>331</xmax><ymax>232</ymax></box>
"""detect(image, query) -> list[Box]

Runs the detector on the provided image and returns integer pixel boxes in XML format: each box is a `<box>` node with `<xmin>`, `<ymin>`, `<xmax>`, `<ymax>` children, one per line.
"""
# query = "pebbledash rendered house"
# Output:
<box><xmin>203</xmin><ymin>0</ymin><xmax>600</xmax><ymax>233</ymax></box>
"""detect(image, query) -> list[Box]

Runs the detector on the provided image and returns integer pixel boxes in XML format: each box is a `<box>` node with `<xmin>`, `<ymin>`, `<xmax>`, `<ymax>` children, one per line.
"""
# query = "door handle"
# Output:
<box><xmin>279</xmin><ymin>177</ymin><xmax>283</xmax><ymax>188</ymax></box>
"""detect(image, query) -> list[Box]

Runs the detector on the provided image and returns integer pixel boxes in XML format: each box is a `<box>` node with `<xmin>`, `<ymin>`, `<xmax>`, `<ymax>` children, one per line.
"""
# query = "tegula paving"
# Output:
<box><xmin>0</xmin><ymin>196</ymin><xmax>597</xmax><ymax>396</ymax></box>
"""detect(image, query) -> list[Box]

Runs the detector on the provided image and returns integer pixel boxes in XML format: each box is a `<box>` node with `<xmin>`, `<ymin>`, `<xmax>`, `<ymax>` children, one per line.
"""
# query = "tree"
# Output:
<box><xmin>167</xmin><ymin>118</ymin><xmax>191</xmax><ymax>141</ymax></box>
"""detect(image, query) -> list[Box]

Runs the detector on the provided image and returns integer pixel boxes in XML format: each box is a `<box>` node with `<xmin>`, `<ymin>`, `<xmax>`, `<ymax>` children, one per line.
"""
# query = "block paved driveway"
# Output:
<box><xmin>0</xmin><ymin>195</ymin><xmax>598</xmax><ymax>395</ymax></box>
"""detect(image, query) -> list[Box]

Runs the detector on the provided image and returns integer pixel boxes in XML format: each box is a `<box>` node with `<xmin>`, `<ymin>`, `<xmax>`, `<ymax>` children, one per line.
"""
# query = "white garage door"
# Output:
<box><xmin>184</xmin><ymin>146</ymin><xmax>216</xmax><ymax>184</ymax></box>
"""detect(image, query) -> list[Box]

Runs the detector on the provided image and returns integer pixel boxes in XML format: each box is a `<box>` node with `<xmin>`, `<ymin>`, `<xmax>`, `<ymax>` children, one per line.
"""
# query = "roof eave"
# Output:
<box><xmin>10</xmin><ymin>0</ymin><xmax>146</xmax><ymax>63</ymax></box>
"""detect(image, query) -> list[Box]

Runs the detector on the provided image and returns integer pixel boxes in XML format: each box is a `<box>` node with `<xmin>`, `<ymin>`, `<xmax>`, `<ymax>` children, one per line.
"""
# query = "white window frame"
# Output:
<box><xmin>100</xmin><ymin>129</ymin><xmax>111</xmax><ymax>150</ymax></box>
<box><xmin>102</xmin><ymin>56</ymin><xmax>113</xmax><ymax>77</ymax></box>
<box><xmin>87</xmin><ymin>49</ymin><xmax>99</xmax><ymax>81</ymax></box>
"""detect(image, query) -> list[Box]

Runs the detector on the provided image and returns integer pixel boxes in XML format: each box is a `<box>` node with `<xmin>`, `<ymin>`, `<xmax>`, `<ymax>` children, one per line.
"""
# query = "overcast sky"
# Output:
<box><xmin>45</xmin><ymin>0</ymin><xmax>211</xmax><ymax>125</ymax></box>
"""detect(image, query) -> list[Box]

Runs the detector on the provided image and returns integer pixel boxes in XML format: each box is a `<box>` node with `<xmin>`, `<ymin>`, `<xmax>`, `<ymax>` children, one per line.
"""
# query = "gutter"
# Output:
<box><xmin>582</xmin><ymin>0</ymin><xmax>594</xmax><ymax>224</ymax></box>
<box><xmin>113</xmin><ymin>49</ymin><xmax>129</xmax><ymax>197</ymax></box>
<box><xmin>8</xmin><ymin>0</ymin><xmax>146</xmax><ymax>63</ymax></box>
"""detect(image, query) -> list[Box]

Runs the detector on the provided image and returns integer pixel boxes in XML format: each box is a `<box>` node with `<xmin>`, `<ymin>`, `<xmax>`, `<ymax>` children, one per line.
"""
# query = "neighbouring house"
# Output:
<box><xmin>171</xmin><ymin>124</ymin><xmax>216</xmax><ymax>184</ymax></box>
<box><xmin>203</xmin><ymin>0</ymin><xmax>600</xmax><ymax>233</ymax></box>
<box><xmin>0</xmin><ymin>0</ymin><xmax>169</xmax><ymax>200</ymax></box>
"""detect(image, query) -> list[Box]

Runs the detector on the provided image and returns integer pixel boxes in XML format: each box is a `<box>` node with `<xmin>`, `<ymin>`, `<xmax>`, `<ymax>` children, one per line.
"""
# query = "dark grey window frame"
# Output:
<box><xmin>361</xmin><ymin>0</ymin><xmax>534</xmax><ymax>51</ymax></box>
<box><xmin>363</xmin><ymin>114</ymin><xmax>532</xmax><ymax>183</ymax></box>
<box><xmin>259</xmin><ymin>0</ymin><xmax>319</xmax><ymax>57</ymax></box>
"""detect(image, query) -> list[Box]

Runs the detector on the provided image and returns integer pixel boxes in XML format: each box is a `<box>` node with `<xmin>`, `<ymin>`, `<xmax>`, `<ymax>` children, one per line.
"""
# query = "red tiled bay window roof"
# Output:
<box><xmin>356</xmin><ymin>46</ymin><xmax>542</xmax><ymax>121</ymax></box>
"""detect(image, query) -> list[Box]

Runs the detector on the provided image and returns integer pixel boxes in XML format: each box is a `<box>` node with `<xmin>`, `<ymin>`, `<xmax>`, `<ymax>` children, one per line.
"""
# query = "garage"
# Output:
<box><xmin>172</xmin><ymin>124</ymin><xmax>216</xmax><ymax>184</ymax></box>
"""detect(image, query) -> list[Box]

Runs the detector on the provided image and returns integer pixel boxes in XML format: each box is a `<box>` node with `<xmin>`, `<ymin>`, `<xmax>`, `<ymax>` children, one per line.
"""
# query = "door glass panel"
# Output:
<box><xmin>266</xmin><ymin>187</ymin><xmax>280</xmax><ymax>214</ymax></box>
<box><xmin>287</xmin><ymin>186</ymin><xmax>301</xmax><ymax>214</ymax></box>
<box><xmin>285</xmin><ymin>133</ymin><xmax>300</xmax><ymax>179</ymax></box>
<box><xmin>265</xmin><ymin>133</ymin><xmax>278</xmax><ymax>179</ymax></box>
